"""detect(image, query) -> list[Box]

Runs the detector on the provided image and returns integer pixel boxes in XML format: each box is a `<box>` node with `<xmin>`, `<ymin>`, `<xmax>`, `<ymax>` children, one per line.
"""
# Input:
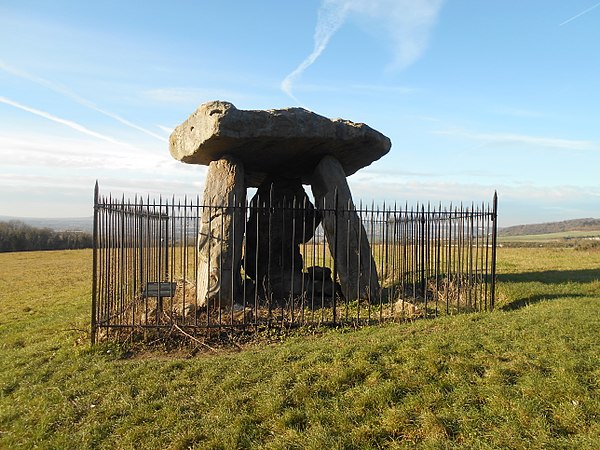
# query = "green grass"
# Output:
<box><xmin>1</xmin><ymin>248</ymin><xmax>599</xmax><ymax>449</ymax></box>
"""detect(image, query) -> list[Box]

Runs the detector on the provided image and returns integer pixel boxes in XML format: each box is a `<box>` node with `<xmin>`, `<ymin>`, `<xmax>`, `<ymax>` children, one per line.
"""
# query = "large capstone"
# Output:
<box><xmin>169</xmin><ymin>100</ymin><xmax>391</xmax><ymax>187</ymax></box>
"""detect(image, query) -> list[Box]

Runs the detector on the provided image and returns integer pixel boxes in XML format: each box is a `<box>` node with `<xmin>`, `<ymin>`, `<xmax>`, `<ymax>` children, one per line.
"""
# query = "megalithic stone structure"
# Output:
<box><xmin>311</xmin><ymin>155</ymin><xmax>380</xmax><ymax>300</ymax></box>
<box><xmin>196</xmin><ymin>155</ymin><xmax>245</xmax><ymax>308</ymax></box>
<box><xmin>169</xmin><ymin>100</ymin><xmax>391</xmax><ymax>305</ymax></box>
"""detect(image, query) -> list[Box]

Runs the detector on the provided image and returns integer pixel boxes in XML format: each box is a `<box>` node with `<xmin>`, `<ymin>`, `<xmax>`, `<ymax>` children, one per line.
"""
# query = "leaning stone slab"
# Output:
<box><xmin>197</xmin><ymin>155</ymin><xmax>245</xmax><ymax>308</ymax></box>
<box><xmin>311</xmin><ymin>155</ymin><xmax>380</xmax><ymax>301</ymax></box>
<box><xmin>170</xmin><ymin>100</ymin><xmax>391</xmax><ymax>187</ymax></box>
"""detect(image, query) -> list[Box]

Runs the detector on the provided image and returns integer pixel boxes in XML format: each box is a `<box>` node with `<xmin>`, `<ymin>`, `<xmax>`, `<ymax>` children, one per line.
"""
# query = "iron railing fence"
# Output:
<box><xmin>91</xmin><ymin>184</ymin><xmax>498</xmax><ymax>344</ymax></box>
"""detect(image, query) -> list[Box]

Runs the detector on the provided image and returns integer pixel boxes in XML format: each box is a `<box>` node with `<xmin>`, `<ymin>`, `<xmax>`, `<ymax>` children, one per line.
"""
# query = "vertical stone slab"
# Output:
<box><xmin>197</xmin><ymin>155</ymin><xmax>245</xmax><ymax>307</ymax></box>
<box><xmin>311</xmin><ymin>155</ymin><xmax>380</xmax><ymax>301</ymax></box>
<box><xmin>244</xmin><ymin>177</ymin><xmax>320</xmax><ymax>302</ymax></box>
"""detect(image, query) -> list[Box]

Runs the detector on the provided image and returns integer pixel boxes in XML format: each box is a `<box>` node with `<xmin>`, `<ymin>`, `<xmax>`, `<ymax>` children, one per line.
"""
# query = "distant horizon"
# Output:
<box><xmin>2</xmin><ymin>205</ymin><xmax>599</xmax><ymax>230</ymax></box>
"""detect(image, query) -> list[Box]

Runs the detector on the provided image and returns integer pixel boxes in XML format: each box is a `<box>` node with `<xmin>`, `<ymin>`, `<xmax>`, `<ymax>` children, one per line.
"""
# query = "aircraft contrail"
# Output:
<box><xmin>281</xmin><ymin>1</ymin><xmax>349</xmax><ymax>103</ymax></box>
<box><xmin>157</xmin><ymin>125</ymin><xmax>174</xmax><ymax>134</ymax></box>
<box><xmin>0</xmin><ymin>61</ymin><xmax>167</xmax><ymax>142</ymax></box>
<box><xmin>559</xmin><ymin>1</ymin><xmax>600</xmax><ymax>26</ymax></box>
<box><xmin>281</xmin><ymin>0</ymin><xmax>445</xmax><ymax>103</ymax></box>
<box><xmin>0</xmin><ymin>96</ymin><xmax>131</xmax><ymax>147</ymax></box>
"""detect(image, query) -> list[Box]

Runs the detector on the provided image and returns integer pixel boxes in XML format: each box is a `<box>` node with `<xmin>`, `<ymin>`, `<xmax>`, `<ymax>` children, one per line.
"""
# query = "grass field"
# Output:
<box><xmin>1</xmin><ymin>247</ymin><xmax>599</xmax><ymax>448</ymax></box>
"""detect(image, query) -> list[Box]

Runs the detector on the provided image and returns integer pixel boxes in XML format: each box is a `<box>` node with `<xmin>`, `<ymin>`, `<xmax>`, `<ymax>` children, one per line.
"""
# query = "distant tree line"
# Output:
<box><xmin>499</xmin><ymin>217</ymin><xmax>600</xmax><ymax>237</ymax></box>
<box><xmin>0</xmin><ymin>220</ymin><xmax>93</xmax><ymax>253</ymax></box>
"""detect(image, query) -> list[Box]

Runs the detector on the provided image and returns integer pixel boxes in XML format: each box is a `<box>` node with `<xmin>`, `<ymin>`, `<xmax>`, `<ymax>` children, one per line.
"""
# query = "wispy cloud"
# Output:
<box><xmin>434</xmin><ymin>128</ymin><xmax>595</xmax><ymax>151</ymax></box>
<box><xmin>0</xmin><ymin>173</ymin><xmax>95</xmax><ymax>193</ymax></box>
<box><xmin>281</xmin><ymin>1</ymin><xmax>350</xmax><ymax>103</ymax></box>
<box><xmin>0</xmin><ymin>96</ymin><xmax>130</xmax><ymax>147</ymax></box>
<box><xmin>143</xmin><ymin>87</ymin><xmax>248</xmax><ymax>104</ymax></box>
<box><xmin>290</xmin><ymin>82</ymin><xmax>417</xmax><ymax>95</ymax></box>
<box><xmin>0</xmin><ymin>133</ymin><xmax>168</xmax><ymax>171</ymax></box>
<box><xmin>349</xmin><ymin>177</ymin><xmax>496</xmax><ymax>205</ymax></box>
<box><xmin>89</xmin><ymin>106</ymin><xmax>167</xmax><ymax>142</ymax></box>
<box><xmin>157</xmin><ymin>125</ymin><xmax>174</xmax><ymax>135</ymax></box>
<box><xmin>0</xmin><ymin>60</ymin><xmax>167</xmax><ymax>142</ymax></box>
<box><xmin>559</xmin><ymin>2</ymin><xmax>600</xmax><ymax>26</ymax></box>
<box><xmin>0</xmin><ymin>171</ymin><xmax>206</xmax><ymax>217</ymax></box>
<box><xmin>347</xmin><ymin>174</ymin><xmax>600</xmax><ymax>225</ymax></box>
<box><xmin>491</xmin><ymin>106</ymin><xmax>546</xmax><ymax>119</ymax></box>
<box><xmin>0</xmin><ymin>133</ymin><xmax>204</xmax><ymax>205</ymax></box>
<box><xmin>281</xmin><ymin>0</ymin><xmax>445</xmax><ymax>102</ymax></box>
<box><xmin>351</xmin><ymin>84</ymin><xmax>418</xmax><ymax>94</ymax></box>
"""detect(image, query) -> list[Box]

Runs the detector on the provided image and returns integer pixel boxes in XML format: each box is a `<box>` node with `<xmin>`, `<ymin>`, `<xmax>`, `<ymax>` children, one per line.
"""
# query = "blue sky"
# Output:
<box><xmin>1</xmin><ymin>0</ymin><xmax>599</xmax><ymax>226</ymax></box>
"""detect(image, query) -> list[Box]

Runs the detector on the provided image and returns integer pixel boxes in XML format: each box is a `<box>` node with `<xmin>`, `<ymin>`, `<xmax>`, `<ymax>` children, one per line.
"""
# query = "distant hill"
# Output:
<box><xmin>499</xmin><ymin>218</ymin><xmax>600</xmax><ymax>237</ymax></box>
<box><xmin>0</xmin><ymin>216</ymin><xmax>93</xmax><ymax>233</ymax></box>
<box><xmin>0</xmin><ymin>220</ymin><xmax>93</xmax><ymax>252</ymax></box>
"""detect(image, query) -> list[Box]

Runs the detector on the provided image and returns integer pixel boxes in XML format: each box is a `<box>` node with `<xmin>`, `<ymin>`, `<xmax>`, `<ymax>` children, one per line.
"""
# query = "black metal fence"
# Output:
<box><xmin>91</xmin><ymin>184</ymin><xmax>498</xmax><ymax>344</ymax></box>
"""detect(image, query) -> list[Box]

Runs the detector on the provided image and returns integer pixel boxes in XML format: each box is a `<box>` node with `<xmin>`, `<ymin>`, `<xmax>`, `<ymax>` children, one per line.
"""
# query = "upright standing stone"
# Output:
<box><xmin>311</xmin><ymin>155</ymin><xmax>380</xmax><ymax>301</ymax></box>
<box><xmin>197</xmin><ymin>155</ymin><xmax>245</xmax><ymax>307</ymax></box>
<box><xmin>244</xmin><ymin>177</ymin><xmax>320</xmax><ymax>302</ymax></box>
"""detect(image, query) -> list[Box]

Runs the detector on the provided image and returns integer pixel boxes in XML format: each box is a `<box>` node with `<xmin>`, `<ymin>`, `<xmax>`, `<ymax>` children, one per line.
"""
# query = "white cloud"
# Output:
<box><xmin>349</xmin><ymin>168</ymin><xmax>600</xmax><ymax>203</ymax></box>
<box><xmin>281</xmin><ymin>1</ymin><xmax>350</xmax><ymax>103</ymax></box>
<box><xmin>349</xmin><ymin>177</ymin><xmax>497</xmax><ymax>204</ymax></box>
<box><xmin>89</xmin><ymin>106</ymin><xmax>167</xmax><ymax>143</ymax></box>
<box><xmin>289</xmin><ymin>83</ymin><xmax>417</xmax><ymax>96</ymax></box>
<box><xmin>143</xmin><ymin>87</ymin><xmax>247</xmax><ymax>104</ymax></box>
<box><xmin>434</xmin><ymin>128</ymin><xmax>596</xmax><ymax>151</ymax></box>
<box><xmin>157</xmin><ymin>125</ymin><xmax>174</xmax><ymax>135</ymax></box>
<box><xmin>491</xmin><ymin>106</ymin><xmax>546</xmax><ymax>119</ymax></box>
<box><xmin>0</xmin><ymin>131</ymin><xmax>207</xmax><ymax>217</ymax></box>
<box><xmin>0</xmin><ymin>133</ymin><xmax>187</xmax><ymax>173</ymax></box>
<box><xmin>0</xmin><ymin>170</ymin><xmax>204</xmax><ymax>196</ymax></box>
<box><xmin>350</xmin><ymin>84</ymin><xmax>417</xmax><ymax>94</ymax></box>
<box><xmin>0</xmin><ymin>96</ymin><xmax>131</xmax><ymax>147</ymax></box>
<box><xmin>97</xmin><ymin>176</ymin><xmax>206</xmax><ymax>199</ymax></box>
<box><xmin>281</xmin><ymin>0</ymin><xmax>445</xmax><ymax>101</ymax></box>
<box><xmin>0</xmin><ymin>173</ymin><xmax>92</xmax><ymax>192</ymax></box>
<box><xmin>0</xmin><ymin>60</ymin><xmax>167</xmax><ymax>142</ymax></box>
<box><xmin>346</xmin><ymin>173</ymin><xmax>600</xmax><ymax>226</ymax></box>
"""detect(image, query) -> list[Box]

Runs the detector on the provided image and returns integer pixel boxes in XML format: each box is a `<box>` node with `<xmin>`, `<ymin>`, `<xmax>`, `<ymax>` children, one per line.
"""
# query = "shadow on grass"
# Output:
<box><xmin>497</xmin><ymin>269</ymin><xmax>600</xmax><ymax>285</ymax></box>
<box><xmin>500</xmin><ymin>293</ymin><xmax>587</xmax><ymax>311</ymax></box>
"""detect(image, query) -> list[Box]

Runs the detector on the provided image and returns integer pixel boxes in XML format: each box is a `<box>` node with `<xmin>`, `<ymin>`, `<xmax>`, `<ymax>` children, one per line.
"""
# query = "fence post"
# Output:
<box><xmin>91</xmin><ymin>181</ymin><xmax>99</xmax><ymax>345</ymax></box>
<box><xmin>120</xmin><ymin>195</ymin><xmax>125</xmax><ymax>327</ymax></box>
<box><xmin>420</xmin><ymin>204</ymin><xmax>426</xmax><ymax>309</ymax></box>
<box><xmin>164</xmin><ymin>204</ymin><xmax>169</xmax><ymax>282</ymax></box>
<box><xmin>332</xmin><ymin>188</ymin><xmax>339</xmax><ymax>325</ymax></box>
<box><xmin>490</xmin><ymin>191</ymin><xmax>498</xmax><ymax>310</ymax></box>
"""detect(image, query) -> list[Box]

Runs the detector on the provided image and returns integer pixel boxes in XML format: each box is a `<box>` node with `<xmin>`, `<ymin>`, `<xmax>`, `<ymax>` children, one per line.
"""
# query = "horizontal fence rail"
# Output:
<box><xmin>91</xmin><ymin>184</ymin><xmax>498</xmax><ymax>344</ymax></box>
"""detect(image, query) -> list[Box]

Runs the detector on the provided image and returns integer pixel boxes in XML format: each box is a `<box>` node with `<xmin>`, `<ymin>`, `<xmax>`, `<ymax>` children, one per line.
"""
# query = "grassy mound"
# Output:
<box><xmin>1</xmin><ymin>248</ymin><xmax>599</xmax><ymax>448</ymax></box>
